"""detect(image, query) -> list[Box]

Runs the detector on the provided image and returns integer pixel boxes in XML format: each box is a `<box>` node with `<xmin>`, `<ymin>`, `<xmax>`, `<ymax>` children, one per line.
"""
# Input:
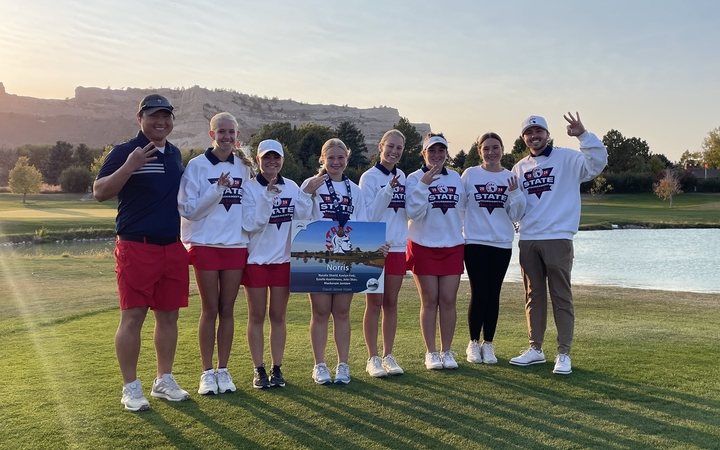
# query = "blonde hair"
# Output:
<box><xmin>379</xmin><ymin>129</ymin><xmax>406</xmax><ymax>147</ymax></box>
<box><xmin>209</xmin><ymin>112</ymin><xmax>252</xmax><ymax>168</ymax></box>
<box><xmin>317</xmin><ymin>138</ymin><xmax>351</xmax><ymax>176</ymax></box>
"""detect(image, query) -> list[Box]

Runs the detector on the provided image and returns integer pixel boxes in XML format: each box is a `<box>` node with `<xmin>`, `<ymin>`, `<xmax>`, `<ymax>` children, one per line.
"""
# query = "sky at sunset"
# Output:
<box><xmin>1</xmin><ymin>0</ymin><xmax>719</xmax><ymax>161</ymax></box>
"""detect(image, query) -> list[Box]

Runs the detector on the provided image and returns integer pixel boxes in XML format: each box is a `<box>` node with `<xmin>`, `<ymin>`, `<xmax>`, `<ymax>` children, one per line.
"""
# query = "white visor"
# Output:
<box><xmin>423</xmin><ymin>135</ymin><xmax>448</xmax><ymax>150</ymax></box>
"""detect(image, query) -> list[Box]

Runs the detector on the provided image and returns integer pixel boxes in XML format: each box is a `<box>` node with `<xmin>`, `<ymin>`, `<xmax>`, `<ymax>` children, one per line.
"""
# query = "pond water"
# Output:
<box><xmin>2</xmin><ymin>229</ymin><xmax>719</xmax><ymax>293</ymax></box>
<box><xmin>498</xmin><ymin>228</ymin><xmax>720</xmax><ymax>294</ymax></box>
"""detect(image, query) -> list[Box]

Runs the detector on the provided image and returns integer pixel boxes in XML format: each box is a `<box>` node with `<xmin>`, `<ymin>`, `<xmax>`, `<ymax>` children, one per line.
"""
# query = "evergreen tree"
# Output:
<box><xmin>393</xmin><ymin>117</ymin><xmax>423</xmax><ymax>173</ymax></box>
<box><xmin>452</xmin><ymin>149</ymin><xmax>467</xmax><ymax>171</ymax></box>
<box><xmin>463</xmin><ymin>142</ymin><xmax>480</xmax><ymax>170</ymax></box>
<box><xmin>43</xmin><ymin>141</ymin><xmax>74</xmax><ymax>185</ymax></box>
<box><xmin>72</xmin><ymin>143</ymin><xmax>95</xmax><ymax>170</ymax></box>
<box><xmin>335</xmin><ymin>121</ymin><xmax>368</xmax><ymax>170</ymax></box>
<box><xmin>16</xmin><ymin>143</ymin><xmax>52</xmax><ymax>170</ymax></box>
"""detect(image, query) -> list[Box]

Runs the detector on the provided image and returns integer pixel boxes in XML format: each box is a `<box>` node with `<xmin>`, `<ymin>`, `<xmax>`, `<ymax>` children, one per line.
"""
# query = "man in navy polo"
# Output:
<box><xmin>95</xmin><ymin>94</ymin><xmax>191</xmax><ymax>411</ymax></box>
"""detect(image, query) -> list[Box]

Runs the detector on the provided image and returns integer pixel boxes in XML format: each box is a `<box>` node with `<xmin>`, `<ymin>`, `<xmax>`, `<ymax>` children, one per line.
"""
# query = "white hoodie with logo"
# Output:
<box><xmin>406</xmin><ymin>167</ymin><xmax>466</xmax><ymax>248</ymax></box>
<box><xmin>511</xmin><ymin>131</ymin><xmax>607</xmax><ymax>241</ymax></box>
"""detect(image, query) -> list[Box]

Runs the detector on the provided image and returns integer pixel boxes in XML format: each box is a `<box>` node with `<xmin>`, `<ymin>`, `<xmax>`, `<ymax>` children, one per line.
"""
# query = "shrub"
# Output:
<box><xmin>697</xmin><ymin>177</ymin><xmax>720</xmax><ymax>193</ymax></box>
<box><xmin>678</xmin><ymin>170</ymin><xmax>698</xmax><ymax>192</ymax></box>
<box><xmin>59</xmin><ymin>166</ymin><xmax>94</xmax><ymax>193</ymax></box>
<box><xmin>604</xmin><ymin>171</ymin><xmax>654</xmax><ymax>193</ymax></box>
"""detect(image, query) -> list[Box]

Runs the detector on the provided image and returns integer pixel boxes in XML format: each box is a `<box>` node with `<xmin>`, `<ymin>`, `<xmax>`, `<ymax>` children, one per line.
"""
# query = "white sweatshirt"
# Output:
<box><xmin>300</xmin><ymin>174</ymin><xmax>366</xmax><ymax>222</ymax></box>
<box><xmin>461</xmin><ymin>166</ymin><xmax>526</xmax><ymax>249</ymax></box>
<box><xmin>511</xmin><ymin>131</ymin><xmax>608</xmax><ymax>241</ymax></box>
<box><xmin>178</xmin><ymin>150</ymin><xmax>252</xmax><ymax>248</ymax></box>
<box><xmin>243</xmin><ymin>173</ymin><xmax>313</xmax><ymax>265</ymax></box>
<box><xmin>359</xmin><ymin>163</ymin><xmax>408</xmax><ymax>252</ymax></box>
<box><xmin>406</xmin><ymin>166</ymin><xmax>466</xmax><ymax>248</ymax></box>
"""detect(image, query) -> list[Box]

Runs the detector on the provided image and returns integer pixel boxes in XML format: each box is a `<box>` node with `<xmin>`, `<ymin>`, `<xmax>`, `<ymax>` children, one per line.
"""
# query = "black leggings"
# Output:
<box><xmin>464</xmin><ymin>244</ymin><xmax>512</xmax><ymax>342</ymax></box>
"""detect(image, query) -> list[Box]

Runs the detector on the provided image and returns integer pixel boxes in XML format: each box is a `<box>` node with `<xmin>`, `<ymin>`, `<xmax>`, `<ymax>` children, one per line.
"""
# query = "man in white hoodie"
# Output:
<box><xmin>509</xmin><ymin>112</ymin><xmax>607</xmax><ymax>375</ymax></box>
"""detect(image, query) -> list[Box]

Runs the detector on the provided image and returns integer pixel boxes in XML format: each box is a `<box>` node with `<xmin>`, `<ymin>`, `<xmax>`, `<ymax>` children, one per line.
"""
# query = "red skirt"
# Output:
<box><xmin>406</xmin><ymin>241</ymin><xmax>464</xmax><ymax>276</ymax></box>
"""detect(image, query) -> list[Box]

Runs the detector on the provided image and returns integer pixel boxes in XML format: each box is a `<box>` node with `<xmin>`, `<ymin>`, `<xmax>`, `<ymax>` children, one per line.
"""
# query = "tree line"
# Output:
<box><xmin>2</xmin><ymin>120</ymin><xmax>720</xmax><ymax>203</ymax></box>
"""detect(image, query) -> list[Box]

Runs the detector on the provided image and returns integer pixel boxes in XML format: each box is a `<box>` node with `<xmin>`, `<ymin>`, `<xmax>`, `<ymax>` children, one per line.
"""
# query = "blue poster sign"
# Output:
<box><xmin>290</xmin><ymin>220</ymin><xmax>387</xmax><ymax>293</ymax></box>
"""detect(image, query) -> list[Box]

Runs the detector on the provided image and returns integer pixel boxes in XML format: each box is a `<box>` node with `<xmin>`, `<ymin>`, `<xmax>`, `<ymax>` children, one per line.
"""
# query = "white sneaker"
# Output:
<box><xmin>312</xmin><ymin>363</ymin><xmax>332</xmax><ymax>385</ymax></box>
<box><xmin>382</xmin><ymin>354</ymin><xmax>404</xmax><ymax>375</ymax></box>
<box><xmin>151</xmin><ymin>374</ymin><xmax>191</xmax><ymax>401</ymax></box>
<box><xmin>425</xmin><ymin>352</ymin><xmax>443</xmax><ymax>370</ymax></box>
<box><xmin>121</xmin><ymin>379</ymin><xmax>150</xmax><ymax>411</ymax></box>
<box><xmin>466</xmin><ymin>340</ymin><xmax>482</xmax><ymax>364</ymax></box>
<box><xmin>197</xmin><ymin>369</ymin><xmax>218</xmax><ymax>395</ymax></box>
<box><xmin>440</xmin><ymin>350</ymin><xmax>458</xmax><ymax>369</ymax></box>
<box><xmin>480</xmin><ymin>342</ymin><xmax>498</xmax><ymax>364</ymax></box>
<box><xmin>365</xmin><ymin>356</ymin><xmax>388</xmax><ymax>378</ymax></box>
<box><xmin>509</xmin><ymin>348</ymin><xmax>546</xmax><ymax>366</ymax></box>
<box><xmin>335</xmin><ymin>362</ymin><xmax>351</xmax><ymax>384</ymax></box>
<box><xmin>216</xmin><ymin>368</ymin><xmax>237</xmax><ymax>393</ymax></box>
<box><xmin>553</xmin><ymin>354</ymin><xmax>572</xmax><ymax>375</ymax></box>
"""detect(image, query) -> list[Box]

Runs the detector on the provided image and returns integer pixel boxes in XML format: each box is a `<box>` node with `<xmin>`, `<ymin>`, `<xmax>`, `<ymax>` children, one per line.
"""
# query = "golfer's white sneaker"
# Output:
<box><xmin>382</xmin><ymin>354</ymin><xmax>404</xmax><ymax>375</ymax></box>
<box><xmin>425</xmin><ymin>352</ymin><xmax>443</xmax><ymax>370</ymax></box>
<box><xmin>312</xmin><ymin>363</ymin><xmax>332</xmax><ymax>385</ymax></box>
<box><xmin>509</xmin><ymin>348</ymin><xmax>546</xmax><ymax>366</ymax></box>
<box><xmin>121</xmin><ymin>379</ymin><xmax>150</xmax><ymax>411</ymax></box>
<box><xmin>440</xmin><ymin>350</ymin><xmax>459</xmax><ymax>369</ymax></box>
<box><xmin>466</xmin><ymin>340</ymin><xmax>482</xmax><ymax>364</ymax></box>
<box><xmin>151</xmin><ymin>374</ymin><xmax>191</xmax><ymax>401</ymax></box>
<box><xmin>553</xmin><ymin>354</ymin><xmax>572</xmax><ymax>375</ymax></box>
<box><xmin>480</xmin><ymin>342</ymin><xmax>498</xmax><ymax>364</ymax></box>
<box><xmin>365</xmin><ymin>356</ymin><xmax>388</xmax><ymax>378</ymax></box>
<box><xmin>197</xmin><ymin>369</ymin><xmax>218</xmax><ymax>395</ymax></box>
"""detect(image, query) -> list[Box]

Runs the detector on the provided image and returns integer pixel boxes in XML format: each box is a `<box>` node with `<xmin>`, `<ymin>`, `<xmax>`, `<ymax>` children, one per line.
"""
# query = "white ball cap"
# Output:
<box><xmin>521</xmin><ymin>116</ymin><xmax>549</xmax><ymax>135</ymax></box>
<box><xmin>257</xmin><ymin>139</ymin><xmax>284</xmax><ymax>157</ymax></box>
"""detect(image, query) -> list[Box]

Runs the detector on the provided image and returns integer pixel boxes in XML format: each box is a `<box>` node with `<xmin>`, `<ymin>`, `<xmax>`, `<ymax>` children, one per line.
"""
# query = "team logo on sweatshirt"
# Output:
<box><xmin>269</xmin><ymin>197</ymin><xmax>295</xmax><ymax>229</ymax></box>
<box><xmin>428</xmin><ymin>184</ymin><xmax>459</xmax><ymax>214</ymax></box>
<box><xmin>473</xmin><ymin>183</ymin><xmax>508</xmax><ymax>214</ymax></box>
<box><xmin>382</xmin><ymin>184</ymin><xmax>406</xmax><ymax>212</ymax></box>
<box><xmin>319</xmin><ymin>194</ymin><xmax>354</xmax><ymax>220</ymax></box>
<box><xmin>522</xmin><ymin>167</ymin><xmax>555</xmax><ymax>198</ymax></box>
<box><xmin>208</xmin><ymin>177</ymin><xmax>243</xmax><ymax>211</ymax></box>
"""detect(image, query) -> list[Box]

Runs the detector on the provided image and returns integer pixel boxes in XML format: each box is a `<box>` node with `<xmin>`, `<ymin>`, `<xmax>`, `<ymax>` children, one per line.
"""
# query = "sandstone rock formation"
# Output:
<box><xmin>0</xmin><ymin>83</ymin><xmax>430</xmax><ymax>152</ymax></box>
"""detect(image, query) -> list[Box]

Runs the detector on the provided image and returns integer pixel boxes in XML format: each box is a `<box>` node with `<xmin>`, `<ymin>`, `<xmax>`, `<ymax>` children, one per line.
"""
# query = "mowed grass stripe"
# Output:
<box><xmin>1</xmin><ymin>255</ymin><xmax>719</xmax><ymax>449</ymax></box>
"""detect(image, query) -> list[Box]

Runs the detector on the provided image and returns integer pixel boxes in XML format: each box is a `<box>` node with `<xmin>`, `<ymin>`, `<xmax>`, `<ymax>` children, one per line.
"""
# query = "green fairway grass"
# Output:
<box><xmin>1</xmin><ymin>254</ymin><xmax>719</xmax><ymax>449</ymax></box>
<box><xmin>0</xmin><ymin>193</ymin><xmax>117</xmax><ymax>241</ymax></box>
<box><xmin>1</xmin><ymin>193</ymin><xmax>717</xmax><ymax>243</ymax></box>
<box><xmin>581</xmin><ymin>193</ymin><xmax>720</xmax><ymax>229</ymax></box>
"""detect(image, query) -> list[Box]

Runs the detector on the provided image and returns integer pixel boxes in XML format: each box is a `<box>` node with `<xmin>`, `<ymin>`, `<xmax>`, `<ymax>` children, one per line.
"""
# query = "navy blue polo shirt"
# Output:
<box><xmin>97</xmin><ymin>131</ymin><xmax>184</xmax><ymax>237</ymax></box>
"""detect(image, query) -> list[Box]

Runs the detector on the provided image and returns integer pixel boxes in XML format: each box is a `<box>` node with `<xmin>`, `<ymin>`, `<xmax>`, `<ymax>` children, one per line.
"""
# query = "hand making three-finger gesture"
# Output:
<box><xmin>564</xmin><ymin>111</ymin><xmax>586</xmax><ymax>137</ymax></box>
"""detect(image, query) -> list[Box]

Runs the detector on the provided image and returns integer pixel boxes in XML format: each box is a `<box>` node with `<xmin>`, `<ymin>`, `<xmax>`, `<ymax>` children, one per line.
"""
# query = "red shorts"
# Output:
<box><xmin>406</xmin><ymin>241</ymin><xmax>464</xmax><ymax>276</ymax></box>
<box><xmin>115</xmin><ymin>240</ymin><xmax>189</xmax><ymax>310</ymax></box>
<box><xmin>385</xmin><ymin>251</ymin><xmax>408</xmax><ymax>276</ymax></box>
<box><xmin>188</xmin><ymin>246</ymin><xmax>247</xmax><ymax>271</ymax></box>
<box><xmin>242</xmin><ymin>263</ymin><xmax>291</xmax><ymax>288</ymax></box>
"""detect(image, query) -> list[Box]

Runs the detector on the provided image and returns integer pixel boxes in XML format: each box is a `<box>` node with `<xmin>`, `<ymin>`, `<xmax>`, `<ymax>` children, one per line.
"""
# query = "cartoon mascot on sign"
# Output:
<box><xmin>331</xmin><ymin>227</ymin><xmax>353</xmax><ymax>254</ymax></box>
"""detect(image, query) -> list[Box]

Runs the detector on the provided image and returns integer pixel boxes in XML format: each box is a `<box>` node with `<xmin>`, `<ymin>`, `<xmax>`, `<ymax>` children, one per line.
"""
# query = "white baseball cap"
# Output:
<box><xmin>257</xmin><ymin>139</ymin><xmax>284</xmax><ymax>157</ymax></box>
<box><xmin>521</xmin><ymin>116</ymin><xmax>549</xmax><ymax>135</ymax></box>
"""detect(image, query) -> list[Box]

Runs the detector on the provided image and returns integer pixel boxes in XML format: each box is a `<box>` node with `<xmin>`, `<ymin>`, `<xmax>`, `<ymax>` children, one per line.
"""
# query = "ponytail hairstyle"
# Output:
<box><xmin>209</xmin><ymin>112</ymin><xmax>253</xmax><ymax>168</ymax></box>
<box><xmin>317</xmin><ymin>138</ymin><xmax>351</xmax><ymax>176</ymax></box>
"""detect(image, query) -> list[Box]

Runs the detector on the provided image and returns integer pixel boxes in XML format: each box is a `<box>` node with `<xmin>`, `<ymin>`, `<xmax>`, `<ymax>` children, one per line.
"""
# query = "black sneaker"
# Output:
<box><xmin>253</xmin><ymin>365</ymin><xmax>270</xmax><ymax>389</ymax></box>
<box><xmin>269</xmin><ymin>365</ymin><xmax>286</xmax><ymax>387</ymax></box>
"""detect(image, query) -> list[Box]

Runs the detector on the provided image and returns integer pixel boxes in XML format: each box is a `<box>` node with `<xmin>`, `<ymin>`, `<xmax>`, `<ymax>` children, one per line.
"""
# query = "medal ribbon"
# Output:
<box><xmin>324</xmin><ymin>174</ymin><xmax>352</xmax><ymax>228</ymax></box>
